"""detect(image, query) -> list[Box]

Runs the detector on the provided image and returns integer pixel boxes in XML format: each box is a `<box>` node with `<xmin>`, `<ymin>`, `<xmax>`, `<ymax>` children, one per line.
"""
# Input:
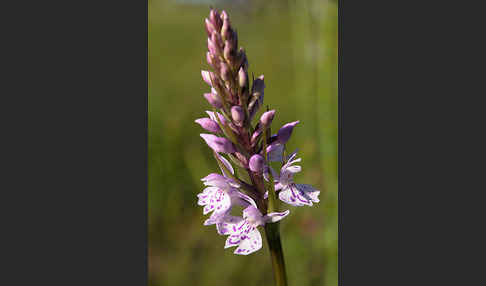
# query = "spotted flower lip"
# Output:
<box><xmin>275</xmin><ymin>152</ymin><xmax>321</xmax><ymax>207</ymax></box>
<box><xmin>216</xmin><ymin>202</ymin><xmax>290</xmax><ymax>255</ymax></box>
<box><xmin>198</xmin><ymin>172</ymin><xmax>255</xmax><ymax>226</ymax></box>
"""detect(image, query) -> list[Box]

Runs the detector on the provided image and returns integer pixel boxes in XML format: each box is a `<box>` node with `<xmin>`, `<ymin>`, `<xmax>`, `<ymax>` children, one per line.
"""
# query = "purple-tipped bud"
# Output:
<box><xmin>201</xmin><ymin>70</ymin><xmax>214</xmax><ymax>86</ymax></box>
<box><xmin>203</xmin><ymin>93</ymin><xmax>223</xmax><ymax>109</ymax></box>
<box><xmin>207</xmin><ymin>38</ymin><xmax>219</xmax><ymax>56</ymax></box>
<box><xmin>221</xmin><ymin>11</ymin><xmax>231</xmax><ymax>40</ymax></box>
<box><xmin>211</xmin><ymin>32</ymin><xmax>223</xmax><ymax>50</ymax></box>
<box><xmin>238</xmin><ymin>67</ymin><xmax>247</xmax><ymax>88</ymax></box>
<box><xmin>259</xmin><ymin>110</ymin><xmax>275</xmax><ymax>128</ymax></box>
<box><xmin>276</xmin><ymin>121</ymin><xmax>300</xmax><ymax>144</ymax></box>
<box><xmin>220</xmin><ymin>63</ymin><xmax>231</xmax><ymax>82</ymax></box>
<box><xmin>195</xmin><ymin>118</ymin><xmax>221</xmax><ymax>133</ymax></box>
<box><xmin>200</xmin><ymin>134</ymin><xmax>236</xmax><ymax>154</ymax></box>
<box><xmin>209</xmin><ymin>9</ymin><xmax>222</xmax><ymax>31</ymax></box>
<box><xmin>231</xmin><ymin>106</ymin><xmax>244</xmax><ymax>126</ymax></box>
<box><xmin>206</xmin><ymin>52</ymin><xmax>219</xmax><ymax>69</ymax></box>
<box><xmin>224</xmin><ymin>43</ymin><xmax>234</xmax><ymax>64</ymax></box>
<box><xmin>205</xmin><ymin>18</ymin><xmax>216</xmax><ymax>37</ymax></box>
<box><xmin>221</xmin><ymin>10</ymin><xmax>228</xmax><ymax>20</ymax></box>
<box><xmin>249</xmin><ymin>154</ymin><xmax>265</xmax><ymax>173</ymax></box>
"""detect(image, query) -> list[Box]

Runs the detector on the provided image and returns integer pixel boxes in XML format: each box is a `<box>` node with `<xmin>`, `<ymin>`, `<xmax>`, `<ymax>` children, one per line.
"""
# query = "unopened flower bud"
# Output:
<box><xmin>238</xmin><ymin>67</ymin><xmax>247</xmax><ymax>88</ymax></box>
<box><xmin>206</xmin><ymin>52</ymin><xmax>219</xmax><ymax>69</ymax></box>
<box><xmin>200</xmin><ymin>134</ymin><xmax>236</xmax><ymax>154</ymax></box>
<box><xmin>211</xmin><ymin>32</ymin><xmax>223</xmax><ymax>50</ymax></box>
<box><xmin>224</xmin><ymin>43</ymin><xmax>234</xmax><ymax>64</ymax></box>
<box><xmin>203</xmin><ymin>93</ymin><xmax>223</xmax><ymax>109</ymax></box>
<box><xmin>231</xmin><ymin>106</ymin><xmax>244</xmax><ymax>126</ymax></box>
<box><xmin>209</xmin><ymin>9</ymin><xmax>222</xmax><ymax>31</ymax></box>
<box><xmin>220</xmin><ymin>63</ymin><xmax>231</xmax><ymax>82</ymax></box>
<box><xmin>208</xmin><ymin>38</ymin><xmax>219</xmax><ymax>56</ymax></box>
<box><xmin>249</xmin><ymin>154</ymin><xmax>265</xmax><ymax>173</ymax></box>
<box><xmin>276</xmin><ymin>121</ymin><xmax>300</xmax><ymax>144</ymax></box>
<box><xmin>195</xmin><ymin>118</ymin><xmax>221</xmax><ymax>133</ymax></box>
<box><xmin>201</xmin><ymin>70</ymin><xmax>214</xmax><ymax>86</ymax></box>
<box><xmin>259</xmin><ymin>110</ymin><xmax>275</xmax><ymax>128</ymax></box>
<box><xmin>204</xmin><ymin>18</ymin><xmax>216</xmax><ymax>37</ymax></box>
<box><xmin>221</xmin><ymin>10</ymin><xmax>231</xmax><ymax>40</ymax></box>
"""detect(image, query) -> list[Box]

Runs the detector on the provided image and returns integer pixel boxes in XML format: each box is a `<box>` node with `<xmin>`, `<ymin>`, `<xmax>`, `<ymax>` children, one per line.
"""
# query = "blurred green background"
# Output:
<box><xmin>149</xmin><ymin>0</ymin><xmax>337</xmax><ymax>285</ymax></box>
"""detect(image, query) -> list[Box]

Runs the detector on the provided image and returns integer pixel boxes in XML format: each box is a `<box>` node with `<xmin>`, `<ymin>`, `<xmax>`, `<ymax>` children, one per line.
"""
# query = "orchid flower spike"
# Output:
<box><xmin>195</xmin><ymin>9</ymin><xmax>321</xmax><ymax>262</ymax></box>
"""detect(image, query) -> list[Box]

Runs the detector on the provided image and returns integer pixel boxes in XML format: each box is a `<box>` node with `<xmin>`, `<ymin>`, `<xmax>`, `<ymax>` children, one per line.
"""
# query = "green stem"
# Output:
<box><xmin>263</xmin><ymin>128</ymin><xmax>277</xmax><ymax>213</ymax></box>
<box><xmin>265</xmin><ymin>222</ymin><xmax>288</xmax><ymax>286</ymax></box>
<box><xmin>262</xmin><ymin>127</ymin><xmax>287</xmax><ymax>286</ymax></box>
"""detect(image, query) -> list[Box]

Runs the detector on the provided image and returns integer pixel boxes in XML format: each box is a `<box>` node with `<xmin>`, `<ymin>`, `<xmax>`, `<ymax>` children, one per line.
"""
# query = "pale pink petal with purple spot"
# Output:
<box><xmin>278</xmin><ymin>185</ymin><xmax>313</xmax><ymax>207</ymax></box>
<box><xmin>224</xmin><ymin>234</ymin><xmax>241</xmax><ymax>248</ymax></box>
<box><xmin>216</xmin><ymin>215</ymin><xmax>245</xmax><ymax>235</ymax></box>
<box><xmin>216</xmin><ymin>214</ymin><xmax>244</xmax><ymax>235</ymax></box>
<box><xmin>197</xmin><ymin>186</ymin><xmax>218</xmax><ymax>206</ymax></box>
<box><xmin>234</xmin><ymin>228</ymin><xmax>262</xmax><ymax>255</ymax></box>
<box><xmin>201</xmin><ymin>188</ymin><xmax>232</xmax><ymax>216</ymax></box>
<box><xmin>295</xmin><ymin>184</ymin><xmax>320</xmax><ymax>203</ymax></box>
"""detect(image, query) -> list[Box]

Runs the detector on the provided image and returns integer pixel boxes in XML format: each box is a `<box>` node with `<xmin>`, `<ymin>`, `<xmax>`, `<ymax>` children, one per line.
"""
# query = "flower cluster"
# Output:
<box><xmin>195</xmin><ymin>9</ymin><xmax>320</xmax><ymax>255</ymax></box>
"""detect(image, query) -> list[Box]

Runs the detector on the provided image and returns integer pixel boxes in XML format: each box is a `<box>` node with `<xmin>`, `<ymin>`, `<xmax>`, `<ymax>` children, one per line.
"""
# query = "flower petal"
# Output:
<box><xmin>233</xmin><ymin>191</ymin><xmax>256</xmax><ymax>208</ymax></box>
<box><xmin>234</xmin><ymin>228</ymin><xmax>262</xmax><ymax>255</ymax></box>
<box><xmin>200</xmin><ymin>134</ymin><xmax>236</xmax><ymax>154</ymax></box>
<box><xmin>264</xmin><ymin>210</ymin><xmax>290</xmax><ymax>223</ymax></box>
<box><xmin>197</xmin><ymin>187</ymin><xmax>218</xmax><ymax>205</ymax></box>
<box><xmin>266</xmin><ymin>143</ymin><xmax>284</xmax><ymax>162</ymax></box>
<box><xmin>295</xmin><ymin>183</ymin><xmax>320</xmax><ymax>203</ymax></box>
<box><xmin>286</xmin><ymin>165</ymin><xmax>302</xmax><ymax>174</ymax></box>
<box><xmin>216</xmin><ymin>215</ymin><xmax>244</xmax><ymax>235</ymax></box>
<box><xmin>224</xmin><ymin>234</ymin><xmax>241</xmax><ymax>248</ymax></box>
<box><xmin>276</xmin><ymin>121</ymin><xmax>299</xmax><ymax>144</ymax></box>
<box><xmin>216</xmin><ymin>153</ymin><xmax>235</xmax><ymax>177</ymax></box>
<box><xmin>242</xmin><ymin>205</ymin><xmax>264</xmax><ymax>226</ymax></box>
<box><xmin>200</xmin><ymin>188</ymin><xmax>232</xmax><ymax>218</ymax></box>
<box><xmin>278</xmin><ymin>185</ymin><xmax>313</xmax><ymax>207</ymax></box>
